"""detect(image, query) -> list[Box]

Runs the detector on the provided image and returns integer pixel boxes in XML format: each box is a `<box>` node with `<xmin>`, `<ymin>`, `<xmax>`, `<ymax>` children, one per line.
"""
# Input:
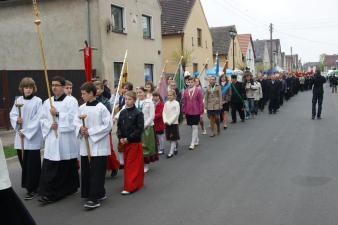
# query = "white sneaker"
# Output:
<box><xmin>194</xmin><ymin>141</ymin><xmax>199</xmax><ymax>146</ymax></box>
<box><xmin>202</xmin><ymin>129</ymin><xmax>206</xmax><ymax>135</ymax></box>
<box><xmin>121</xmin><ymin>190</ymin><xmax>131</xmax><ymax>195</ymax></box>
<box><xmin>245</xmin><ymin>117</ymin><xmax>249</xmax><ymax>120</ymax></box>
<box><xmin>189</xmin><ymin>145</ymin><xmax>194</xmax><ymax>150</ymax></box>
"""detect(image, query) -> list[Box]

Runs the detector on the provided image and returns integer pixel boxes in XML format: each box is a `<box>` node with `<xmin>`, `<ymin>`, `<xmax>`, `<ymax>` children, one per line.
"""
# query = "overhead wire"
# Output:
<box><xmin>206</xmin><ymin>0</ymin><xmax>338</xmax><ymax>48</ymax></box>
<box><xmin>210</xmin><ymin>0</ymin><xmax>268</xmax><ymax>30</ymax></box>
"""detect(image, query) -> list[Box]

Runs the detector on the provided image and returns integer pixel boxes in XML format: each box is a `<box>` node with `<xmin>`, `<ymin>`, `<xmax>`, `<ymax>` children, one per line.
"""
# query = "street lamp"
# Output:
<box><xmin>229</xmin><ymin>27</ymin><xmax>237</xmax><ymax>70</ymax></box>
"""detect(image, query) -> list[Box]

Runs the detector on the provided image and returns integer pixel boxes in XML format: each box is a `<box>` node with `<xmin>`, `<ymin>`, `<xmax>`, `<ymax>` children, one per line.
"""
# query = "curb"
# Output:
<box><xmin>6</xmin><ymin>150</ymin><xmax>44</xmax><ymax>164</ymax></box>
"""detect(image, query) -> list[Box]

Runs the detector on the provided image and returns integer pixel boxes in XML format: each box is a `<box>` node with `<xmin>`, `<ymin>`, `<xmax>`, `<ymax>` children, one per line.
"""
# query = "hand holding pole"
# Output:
<box><xmin>78</xmin><ymin>114</ymin><xmax>91</xmax><ymax>163</ymax></box>
<box><xmin>16</xmin><ymin>104</ymin><xmax>25</xmax><ymax>159</ymax></box>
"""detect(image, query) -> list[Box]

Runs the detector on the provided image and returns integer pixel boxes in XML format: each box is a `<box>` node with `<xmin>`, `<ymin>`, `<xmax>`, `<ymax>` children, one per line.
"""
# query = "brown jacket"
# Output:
<box><xmin>204</xmin><ymin>84</ymin><xmax>222</xmax><ymax>110</ymax></box>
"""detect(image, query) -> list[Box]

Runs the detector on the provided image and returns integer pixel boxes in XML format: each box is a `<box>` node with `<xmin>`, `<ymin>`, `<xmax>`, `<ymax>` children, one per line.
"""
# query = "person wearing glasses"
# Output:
<box><xmin>38</xmin><ymin>76</ymin><xmax>79</xmax><ymax>203</ymax></box>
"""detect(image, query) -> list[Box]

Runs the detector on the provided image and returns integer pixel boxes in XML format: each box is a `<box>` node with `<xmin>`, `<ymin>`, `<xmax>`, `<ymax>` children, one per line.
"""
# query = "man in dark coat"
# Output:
<box><xmin>102</xmin><ymin>79</ymin><xmax>111</xmax><ymax>99</ymax></box>
<box><xmin>285</xmin><ymin>74</ymin><xmax>292</xmax><ymax>100</ymax></box>
<box><xmin>230</xmin><ymin>75</ymin><xmax>246</xmax><ymax>123</ymax></box>
<box><xmin>257</xmin><ymin>74</ymin><xmax>267</xmax><ymax>111</ymax></box>
<box><xmin>310</xmin><ymin>69</ymin><xmax>326</xmax><ymax>119</ymax></box>
<box><xmin>266</xmin><ymin>74</ymin><xmax>280</xmax><ymax>114</ymax></box>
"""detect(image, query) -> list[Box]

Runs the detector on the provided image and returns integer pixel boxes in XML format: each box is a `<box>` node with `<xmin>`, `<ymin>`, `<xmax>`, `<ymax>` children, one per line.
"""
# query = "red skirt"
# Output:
<box><xmin>106</xmin><ymin>134</ymin><xmax>120</xmax><ymax>171</ymax></box>
<box><xmin>123</xmin><ymin>142</ymin><xmax>144</xmax><ymax>192</ymax></box>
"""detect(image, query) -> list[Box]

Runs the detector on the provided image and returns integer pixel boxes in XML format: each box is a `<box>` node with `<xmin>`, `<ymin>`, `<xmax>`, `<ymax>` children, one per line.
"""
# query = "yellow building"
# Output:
<box><xmin>159</xmin><ymin>0</ymin><xmax>213</xmax><ymax>79</ymax></box>
<box><xmin>210</xmin><ymin>25</ymin><xmax>243</xmax><ymax>71</ymax></box>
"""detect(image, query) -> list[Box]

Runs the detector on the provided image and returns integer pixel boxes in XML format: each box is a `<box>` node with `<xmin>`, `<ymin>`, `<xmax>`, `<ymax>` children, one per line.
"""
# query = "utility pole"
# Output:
<box><xmin>270</xmin><ymin>23</ymin><xmax>273</xmax><ymax>74</ymax></box>
<box><xmin>291</xmin><ymin>46</ymin><xmax>293</xmax><ymax>72</ymax></box>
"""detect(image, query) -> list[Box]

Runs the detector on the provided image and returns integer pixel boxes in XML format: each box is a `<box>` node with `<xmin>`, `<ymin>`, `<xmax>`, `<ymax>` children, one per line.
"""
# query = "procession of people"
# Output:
<box><xmin>3</xmin><ymin>66</ymin><xmax>324</xmax><ymax>216</ymax></box>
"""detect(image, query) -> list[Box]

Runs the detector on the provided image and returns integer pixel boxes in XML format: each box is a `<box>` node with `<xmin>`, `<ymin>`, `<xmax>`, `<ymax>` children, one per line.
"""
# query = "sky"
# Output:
<box><xmin>200</xmin><ymin>0</ymin><xmax>338</xmax><ymax>63</ymax></box>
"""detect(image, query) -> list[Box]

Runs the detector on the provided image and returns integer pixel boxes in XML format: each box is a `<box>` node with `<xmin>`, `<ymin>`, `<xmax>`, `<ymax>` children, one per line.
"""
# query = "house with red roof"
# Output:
<box><xmin>238</xmin><ymin>34</ymin><xmax>256</xmax><ymax>75</ymax></box>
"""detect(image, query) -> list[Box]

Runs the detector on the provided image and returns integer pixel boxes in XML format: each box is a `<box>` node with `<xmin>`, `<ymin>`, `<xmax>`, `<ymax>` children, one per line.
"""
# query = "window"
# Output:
<box><xmin>197</xmin><ymin>29</ymin><xmax>202</xmax><ymax>47</ymax></box>
<box><xmin>193</xmin><ymin>63</ymin><xmax>198</xmax><ymax>73</ymax></box>
<box><xmin>111</xmin><ymin>5</ymin><xmax>124</xmax><ymax>32</ymax></box>
<box><xmin>144</xmin><ymin>64</ymin><xmax>154</xmax><ymax>83</ymax></box>
<box><xmin>113</xmin><ymin>62</ymin><xmax>123</xmax><ymax>87</ymax></box>
<box><xmin>142</xmin><ymin>15</ymin><xmax>152</xmax><ymax>38</ymax></box>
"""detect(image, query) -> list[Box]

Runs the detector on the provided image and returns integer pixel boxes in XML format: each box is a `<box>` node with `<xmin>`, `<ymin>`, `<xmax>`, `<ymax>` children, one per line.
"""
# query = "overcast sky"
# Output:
<box><xmin>200</xmin><ymin>0</ymin><xmax>338</xmax><ymax>63</ymax></box>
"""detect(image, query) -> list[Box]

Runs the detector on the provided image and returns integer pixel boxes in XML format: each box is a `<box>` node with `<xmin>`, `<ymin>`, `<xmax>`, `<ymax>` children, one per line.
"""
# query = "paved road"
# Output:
<box><xmin>7</xmin><ymin>85</ymin><xmax>338</xmax><ymax>225</ymax></box>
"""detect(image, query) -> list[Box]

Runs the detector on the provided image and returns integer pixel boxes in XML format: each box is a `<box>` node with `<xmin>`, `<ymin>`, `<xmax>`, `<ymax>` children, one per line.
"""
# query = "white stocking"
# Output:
<box><xmin>157</xmin><ymin>134</ymin><xmax>164</xmax><ymax>150</ymax></box>
<box><xmin>119</xmin><ymin>152</ymin><xmax>124</xmax><ymax>165</ymax></box>
<box><xmin>169</xmin><ymin>141</ymin><xmax>176</xmax><ymax>155</ymax></box>
<box><xmin>191</xmin><ymin>125</ymin><xmax>199</xmax><ymax>146</ymax></box>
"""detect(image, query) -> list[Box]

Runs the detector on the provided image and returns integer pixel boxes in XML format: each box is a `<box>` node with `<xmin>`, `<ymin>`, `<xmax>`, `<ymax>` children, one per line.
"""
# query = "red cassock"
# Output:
<box><xmin>84</xmin><ymin>47</ymin><xmax>92</xmax><ymax>82</ymax></box>
<box><xmin>123</xmin><ymin>142</ymin><xmax>144</xmax><ymax>192</ymax></box>
<box><xmin>106</xmin><ymin>135</ymin><xmax>120</xmax><ymax>171</ymax></box>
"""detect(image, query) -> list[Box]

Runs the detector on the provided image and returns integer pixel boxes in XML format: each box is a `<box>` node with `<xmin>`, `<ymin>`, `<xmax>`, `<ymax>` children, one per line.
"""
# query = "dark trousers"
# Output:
<box><xmin>39</xmin><ymin>158</ymin><xmax>79</xmax><ymax>199</ymax></box>
<box><xmin>17</xmin><ymin>150</ymin><xmax>41</xmax><ymax>192</ymax></box>
<box><xmin>231</xmin><ymin>102</ymin><xmax>245</xmax><ymax>122</ymax></box>
<box><xmin>81</xmin><ymin>156</ymin><xmax>107</xmax><ymax>201</ymax></box>
<box><xmin>269</xmin><ymin>99</ymin><xmax>278</xmax><ymax>113</ymax></box>
<box><xmin>279</xmin><ymin>91</ymin><xmax>284</xmax><ymax>107</ymax></box>
<box><xmin>312</xmin><ymin>95</ymin><xmax>323</xmax><ymax>117</ymax></box>
<box><xmin>300</xmin><ymin>84</ymin><xmax>304</xmax><ymax>92</ymax></box>
<box><xmin>258</xmin><ymin>98</ymin><xmax>265</xmax><ymax>110</ymax></box>
<box><xmin>254</xmin><ymin>100</ymin><xmax>259</xmax><ymax>114</ymax></box>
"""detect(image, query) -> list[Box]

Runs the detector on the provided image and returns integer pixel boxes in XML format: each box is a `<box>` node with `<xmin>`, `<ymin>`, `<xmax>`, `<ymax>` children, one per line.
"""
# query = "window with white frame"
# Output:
<box><xmin>142</xmin><ymin>15</ymin><xmax>152</xmax><ymax>39</ymax></box>
<box><xmin>111</xmin><ymin>5</ymin><xmax>125</xmax><ymax>32</ymax></box>
<box><xmin>144</xmin><ymin>64</ymin><xmax>154</xmax><ymax>83</ymax></box>
<box><xmin>113</xmin><ymin>62</ymin><xmax>123</xmax><ymax>87</ymax></box>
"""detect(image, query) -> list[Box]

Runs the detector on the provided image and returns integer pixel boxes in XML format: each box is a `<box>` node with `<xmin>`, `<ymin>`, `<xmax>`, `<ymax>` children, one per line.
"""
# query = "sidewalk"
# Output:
<box><xmin>0</xmin><ymin>129</ymin><xmax>15</xmax><ymax>146</ymax></box>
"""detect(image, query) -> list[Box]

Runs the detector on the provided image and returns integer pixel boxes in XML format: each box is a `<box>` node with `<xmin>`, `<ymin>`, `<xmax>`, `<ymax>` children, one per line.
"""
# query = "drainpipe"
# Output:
<box><xmin>86</xmin><ymin>0</ymin><xmax>91</xmax><ymax>45</ymax></box>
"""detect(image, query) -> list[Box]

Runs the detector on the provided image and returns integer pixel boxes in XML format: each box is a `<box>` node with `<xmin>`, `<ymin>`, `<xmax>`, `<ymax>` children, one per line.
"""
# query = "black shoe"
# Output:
<box><xmin>223</xmin><ymin>126</ymin><xmax>227</xmax><ymax>130</ymax></box>
<box><xmin>317</xmin><ymin>117</ymin><xmax>321</xmax><ymax>120</ymax></box>
<box><xmin>230</xmin><ymin>121</ymin><xmax>236</xmax><ymax>124</ymax></box>
<box><xmin>166</xmin><ymin>153</ymin><xmax>173</xmax><ymax>158</ymax></box>
<box><xmin>84</xmin><ymin>200</ymin><xmax>100</xmax><ymax>209</ymax></box>
<box><xmin>273</xmin><ymin>112</ymin><xmax>276</xmax><ymax>114</ymax></box>
<box><xmin>111</xmin><ymin>170</ymin><xmax>118</xmax><ymax>178</ymax></box>
<box><xmin>312</xmin><ymin>116</ymin><xmax>315</xmax><ymax>119</ymax></box>
<box><xmin>39</xmin><ymin>196</ymin><xmax>55</xmax><ymax>203</ymax></box>
<box><xmin>241</xmin><ymin>119</ymin><xmax>245</xmax><ymax>122</ymax></box>
<box><xmin>25</xmin><ymin>190</ymin><xmax>38</xmax><ymax>200</ymax></box>
<box><xmin>119</xmin><ymin>164</ymin><xmax>124</xmax><ymax>170</ymax></box>
<box><xmin>65</xmin><ymin>189</ymin><xmax>78</xmax><ymax>198</ymax></box>
<box><xmin>269</xmin><ymin>112</ymin><xmax>272</xmax><ymax>114</ymax></box>
<box><xmin>174</xmin><ymin>148</ymin><xmax>178</xmax><ymax>155</ymax></box>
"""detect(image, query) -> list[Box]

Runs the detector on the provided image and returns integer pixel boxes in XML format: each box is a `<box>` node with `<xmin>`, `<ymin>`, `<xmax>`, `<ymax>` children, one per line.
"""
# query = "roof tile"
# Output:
<box><xmin>159</xmin><ymin>0</ymin><xmax>196</xmax><ymax>35</ymax></box>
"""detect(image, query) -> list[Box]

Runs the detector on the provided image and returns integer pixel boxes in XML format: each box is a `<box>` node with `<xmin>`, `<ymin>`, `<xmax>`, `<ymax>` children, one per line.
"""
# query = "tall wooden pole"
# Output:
<box><xmin>197</xmin><ymin>58</ymin><xmax>209</xmax><ymax>79</ymax></box>
<box><xmin>32</xmin><ymin>0</ymin><xmax>57</xmax><ymax>138</ymax></box>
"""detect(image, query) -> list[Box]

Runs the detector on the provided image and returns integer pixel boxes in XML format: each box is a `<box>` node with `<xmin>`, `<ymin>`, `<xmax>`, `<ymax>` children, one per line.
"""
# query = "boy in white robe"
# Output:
<box><xmin>0</xmin><ymin>139</ymin><xmax>36</xmax><ymax>225</ymax></box>
<box><xmin>74</xmin><ymin>82</ymin><xmax>112</xmax><ymax>209</ymax></box>
<box><xmin>38</xmin><ymin>76</ymin><xmax>79</xmax><ymax>203</ymax></box>
<box><xmin>9</xmin><ymin>77</ymin><xmax>43</xmax><ymax>200</ymax></box>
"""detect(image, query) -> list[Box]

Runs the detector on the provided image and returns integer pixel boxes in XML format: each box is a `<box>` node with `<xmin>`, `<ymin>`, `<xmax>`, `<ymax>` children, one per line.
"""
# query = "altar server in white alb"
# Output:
<box><xmin>0</xmin><ymin>138</ymin><xmax>36</xmax><ymax>225</ymax></box>
<box><xmin>9</xmin><ymin>77</ymin><xmax>43</xmax><ymax>201</ymax></box>
<box><xmin>38</xmin><ymin>76</ymin><xmax>79</xmax><ymax>203</ymax></box>
<box><xmin>74</xmin><ymin>82</ymin><xmax>112</xmax><ymax>209</ymax></box>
